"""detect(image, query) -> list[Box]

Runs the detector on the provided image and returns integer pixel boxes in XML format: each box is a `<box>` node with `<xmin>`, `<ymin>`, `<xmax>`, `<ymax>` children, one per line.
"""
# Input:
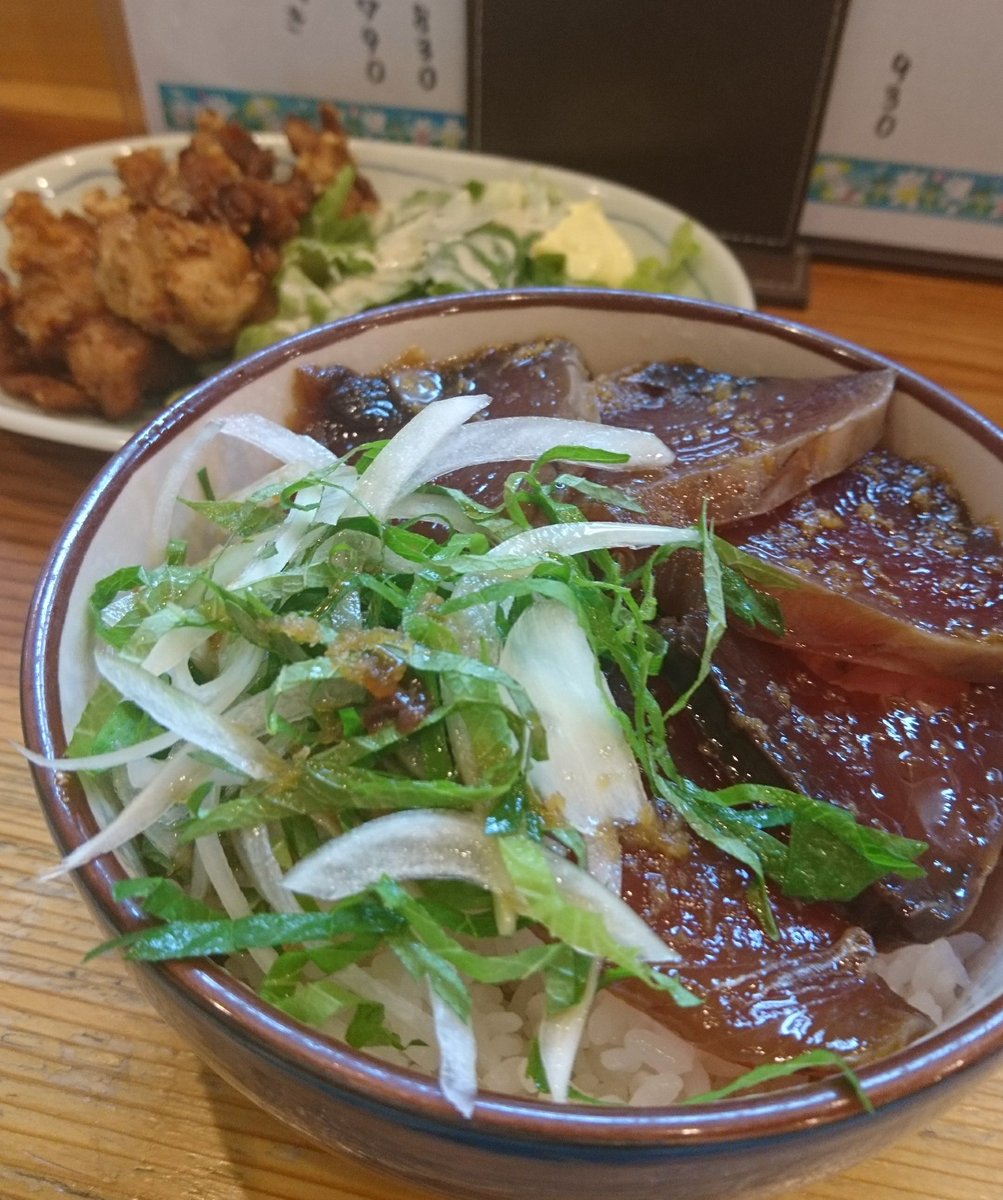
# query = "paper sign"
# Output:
<box><xmin>120</xmin><ymin>0</ymin><xmax>468</xmax><ymax>146</ymax></box>
<box><xmin>801</xmin><ymin>0</ymin><xmax>1003</xmax><ymax>263</ymax></box>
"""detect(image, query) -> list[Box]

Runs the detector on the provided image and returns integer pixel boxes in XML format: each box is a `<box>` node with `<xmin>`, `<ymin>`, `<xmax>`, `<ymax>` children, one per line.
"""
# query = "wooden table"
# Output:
<box><xmin>2</xmin><ymin>116</ymin><xmax>1003</xmax><ymax>1200</ymax></box>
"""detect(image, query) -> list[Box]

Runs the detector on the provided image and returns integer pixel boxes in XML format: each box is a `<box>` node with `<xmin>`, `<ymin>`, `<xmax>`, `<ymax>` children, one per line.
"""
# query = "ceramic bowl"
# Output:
<box><xmin>22</xmin><ymin>290</ymin><xmax>1003</xmax><ymax>1200</ymax></box>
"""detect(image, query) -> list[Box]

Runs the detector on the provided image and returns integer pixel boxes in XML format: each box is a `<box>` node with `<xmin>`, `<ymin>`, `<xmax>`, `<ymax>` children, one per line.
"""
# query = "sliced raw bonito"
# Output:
<box><xmin>405</xmin><ymin>337</ymin><xmax>597</xmax><ymax>506</ymax></box>
<box><xmin>293</xmin><ymin>362</ymin><xmax>411</xmax><ymax>458</ymax></box>
<box><xmin>292</xmin><ymin>338</ymin><xmax>595</xmax><ymax>504</ymax></box>
<box><xmin>589</xmin><ymin>362</ymin><xmax>894</xmax><ymax>525</ymax></box>
<box><xmin>676</xmin><ymin>625</ymin><xmax>1003</xmax><ymax>942</ymax></box>
<box><xmin>728</xmin><ymin>449</ymin><xmax>1003</xmax><ymax>682</ymax></box>
<box><xmin>615</xmin><ymin>827</ymin><xmax>932</xmax><ymax>1067</ymax></box>
<box><xmin>410</xmin><ymin>337</ymin><xmax>597</xmax><ymax>421</ymax></box>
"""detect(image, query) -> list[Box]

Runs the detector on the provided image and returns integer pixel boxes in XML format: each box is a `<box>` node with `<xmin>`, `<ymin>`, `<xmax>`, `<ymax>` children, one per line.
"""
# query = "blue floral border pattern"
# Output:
<box><xmin>158</xmin><ymin>84</ymin><xmax>468</xmax><ymax>149</ymax></box>
<box><xmin>809</xmin><ymin>155</ymin><xmax>1003</xmax><ymax>225</ymax></box>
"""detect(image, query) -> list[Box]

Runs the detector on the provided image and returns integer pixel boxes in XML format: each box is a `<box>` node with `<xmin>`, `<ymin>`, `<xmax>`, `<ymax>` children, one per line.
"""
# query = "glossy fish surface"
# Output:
<box><xmin>616</xmin><ymin>825</ymin><xmax>932</xmax><ymax>1067</ymax></box>
<box><xmin>679</xmin><ymin>627</ymin><xmax>1003</xmax><ymax>942</ymax></box>
<box><xmin>591</xmin><ymin>362</ymin><xmax>893</xmax><ymax>525</ymax></box>
<box><xmin>728</xmin><ymin>449</ymin><xmax>1003</xmax><ymax>681</ymax></box>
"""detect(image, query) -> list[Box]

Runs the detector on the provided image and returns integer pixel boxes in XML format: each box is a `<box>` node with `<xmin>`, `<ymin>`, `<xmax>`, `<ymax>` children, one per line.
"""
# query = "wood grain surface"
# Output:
<box><xmin>2</xmin><ymin>107</ymin><xmax>1003</xmax><ymax>1200</ymax></box>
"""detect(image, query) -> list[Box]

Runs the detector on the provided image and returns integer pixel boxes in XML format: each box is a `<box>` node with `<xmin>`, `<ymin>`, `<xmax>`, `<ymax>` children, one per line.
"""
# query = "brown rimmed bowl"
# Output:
<box><xmin>21</xmin><ymin>289</ymin><xmax>1003</xmax><ymax>1200</ymax></box>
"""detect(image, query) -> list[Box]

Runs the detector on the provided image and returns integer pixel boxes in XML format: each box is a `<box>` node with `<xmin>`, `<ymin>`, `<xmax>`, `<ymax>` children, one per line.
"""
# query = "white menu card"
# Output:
<box><xmin>801</xmin><ymin>0</ymin><xmax>1003</xmax><ymax>265</ymax></box>
<box><xmin>120</xmin><ymin>0</ymin><xmax>468</xmax><ymax>147</ymax></box>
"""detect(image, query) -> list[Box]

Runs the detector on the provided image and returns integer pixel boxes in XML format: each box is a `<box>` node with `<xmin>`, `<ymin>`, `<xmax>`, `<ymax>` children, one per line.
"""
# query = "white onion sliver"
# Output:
<box><xmin>228</xmin><ymin>503</ymin><xmax>316</xmax><ymax>590</ymax></box>
<box><xmin>184</xmin><ymin>642</ymin><xmax>264</xmax><ymax>709</ymax></box>
<box><xmin>544</xmin><ymin>855</ymin><xmax>678</xmax><ymax>963</ymax></box>
<box><xmin>237</xmin><ymin>826</ymin><xmax>302</xmax><ymax>915</ymax></box>
<box><xmin>418</xmin><ymin>416</ymin><xmax>673</xmax><ymax>484</ymax></box>
<box><xmin>152</xmin><ymin>417</ymin><xmax>227</xmax><ymax>553</ymax></box>
<box><xmin>283</xmin><ymin>811</ymin><xmax>676</xmax><ymax>963</ymax></box>
<box><xmin>216</xmin><ymin>413</ymin><xmax>337</xmax><ymax>471</ymax></box>
<box><xmin>95</xmin><ymin>649</ymin><xmax>283</xmax><ymax>781</ymax></box>
<box><xmin>344</xmin><ymin>393</ymin><xmax>491</xmax><ymax>521</ymax></box>
<box><xmin>429</xmin><ymin>984</ymin><xmax>478</xmax><ymax>1118</ymax></box>
<box><xmin>500</xmin><ymin>600</ymin><xmax>646</xmax><ymax>835</ymax></box>
<box><xmin>337</xmin><ymin>962</ymin><xmax>436</xmax><ymax>1043</ymax></box>
<box><xmin>195</xmin><ymin>828</ymin><xmax>276</xmax><ymax>974</ymax></box>
<box><xmin>26</xmin><ymin>641</ymin><xmax>268</xmax><ymax>777</ymax></box>
<box><xmin>142</xmin><ymin>626</ymin><xmax>210</xmax><ymax>679</ymax></box>
<box><xmin>387</xmin><ymin>492</ymin><xmax>478</xmax><ymax>532</ymax></box>
<box><xmin>538</xmin><ymin>959</ymin><xmax>600</xmax><ymax>1104</ymax></box>
<box><xmin>489</xmin><ymin>521</ymin><xmax>700</xmax><ymax>563</ymax></box>
<box><xmin>42</xmin><ymin>753</ymin><xmax>209</xmax><ymax>878</ymax></box>
<box><xmin>18</xmin><ymin>730</ymin><xmax>178</xmax><ymax>775</ymax></box>
<box><xmin>283</xmin><ymin>811</ymin><xmax>511</xmax><ymax>900</ymax></box>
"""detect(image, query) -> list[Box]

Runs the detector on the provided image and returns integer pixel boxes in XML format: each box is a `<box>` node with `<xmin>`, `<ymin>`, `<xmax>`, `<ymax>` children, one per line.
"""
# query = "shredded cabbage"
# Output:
<box><xmin>235</xmin><ymin>174</ymin><xmax>703</xmax><ymax>355</ymax></box>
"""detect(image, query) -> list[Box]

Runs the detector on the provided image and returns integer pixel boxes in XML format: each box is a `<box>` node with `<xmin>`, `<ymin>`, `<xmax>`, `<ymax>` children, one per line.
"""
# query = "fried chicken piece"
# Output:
<box><xmin>285</xmin><ymin>103</ymin><xmax>379</xmax><ymax>214</ymax></box>
<box><xmin>2</xmin><ymin>371</ymin><xmax>90</xmax><ymax>412</ymax></box>
<box><xmin>5</xmin><ymin>191</ymin><xmax>97</xmax><ymax>275</ymax></box>
<box><xmin>81</xmin><ymin>186</ymin><xmax>132</xmax><ymax>223</ymax></box>
<box><xmin>110</xmin><ymin>113</ymin><xmax>329</xmax><ymax>252</ymax></box>
<box><xmin>65</xmin><ymin>313</ymin><xmax>191</xmax><ymax>419</ymax></box>
<box><xmin>0</xmin><ymin>322</ymin><xmax>33</xmax><ymax>376</ymax></box>
<box><xmin>0</xmin><ymin>272</ymin><xmax>34</xmax><ymax>375</ymax></box>
<box><xmin>113</xmin><ymin>147</ymin><xmax>173</xmax><ymax>210</ymax></box>
<box><xmin>3</xmin><ymin>193</ymin><xmax>105</xmax><ymax>359</ymax></box>
<box><xmin>196</xmin><ymin>109</ymin><xmax>277</xmax><ymax>179</ymax></box>
<box><xmin>3</xmin><ymin>105</ymin><xmax>378</xmax><ymax>420</ymax></box>
<box><xmin>96</xmin><ymin>208</ymin><xmax>268</xmax><ymax>359</ymax></box>
<box><xmin>2</xmin><ymin>198</ymin><xmax>191</xmax><ymax>419</ymax></box>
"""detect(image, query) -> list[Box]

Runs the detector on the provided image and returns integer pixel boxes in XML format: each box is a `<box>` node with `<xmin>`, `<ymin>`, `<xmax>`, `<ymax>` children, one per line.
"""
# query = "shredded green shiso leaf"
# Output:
<box><xmin>235</xmin><ymin>168</ymin><xmax>703</xmax><ymax>356</ymax></box>
<box><xmin>49</xmin><ymin>401</ymin><xmax>926</xmax><ymax>1114</ymax></box>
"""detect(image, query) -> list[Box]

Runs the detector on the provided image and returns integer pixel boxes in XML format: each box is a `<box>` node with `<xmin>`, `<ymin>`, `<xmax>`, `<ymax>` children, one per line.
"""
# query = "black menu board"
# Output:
<box><xmin>467</xmin><ymin>0</ymin><xmax>849</xmax><ymax>302</ymax></box>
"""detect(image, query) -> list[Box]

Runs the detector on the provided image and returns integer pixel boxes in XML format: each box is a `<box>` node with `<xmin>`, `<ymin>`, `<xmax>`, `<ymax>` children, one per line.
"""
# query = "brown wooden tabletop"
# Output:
<box><xmin>2</xmin><ymin>107</ymin><xmax>1003</xmax><ymax>1200</ymax></box>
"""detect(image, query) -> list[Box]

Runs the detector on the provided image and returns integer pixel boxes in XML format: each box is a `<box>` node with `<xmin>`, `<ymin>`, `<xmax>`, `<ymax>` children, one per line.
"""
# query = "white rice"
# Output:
<box><xmin>308</xmin><ymin>929</ymin><xmax>982</xmax><ymax>1105</ymax></box>
<box><xmin>874</xmin><ymin>930</ymin><xmax>983</xmax><ymax>1024</ymax></box>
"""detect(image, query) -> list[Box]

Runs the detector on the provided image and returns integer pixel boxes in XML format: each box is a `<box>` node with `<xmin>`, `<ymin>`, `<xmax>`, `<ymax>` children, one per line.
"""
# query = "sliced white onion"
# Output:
<box><xmin>42</xmin><ymin>752</ymin><xmax>210</xmax><ymax>878</ymax></box>
<box><xmin>337</xmin><ymin>962</ymin><xmax>436</xmax><ymax>1043</ymax></box>
<box><xmin>429</xmin><ymin>984</ymin><xmax>478</xmax><ymax>1118</ymax></box>
<box><xmin>152</xmin><ymin>417</ymin><xmax>230</xmax><ymax>553</ymax></box>
<box><xmin>344</xmin><ymin>394</ymin><xmax>492</xmax><ymax>521</ymax></box>
<box><xmin>227</xmin><ymin>502</ymin><xmax>318</xmax><ymax>590</ymax></box>
<box><xmin>24</xmin><ymin>641</ymin><xmax>267</xmax><ymax>777</ymax></box>
<box><xmin>387</xmin><ymin>492</ymin><xmax>479</xmax><ymax>532</ymax></box>
<box><xmin>543</xmin><ymin>853</ymin><xmax>677</xmax><ymax>961</ymax></box>
<box><xmin>214</xmin><ymin>413</ymin><xmax>337</xmax><ymax>472</ymax></box>
<box><xmin>152</xmin><ymin>414</ymin><xmax>335</xmax><ymax>552</ymax></box>
<box><xmin>237</xmin><ymin>826</ymin><xmax>303</xmax><ymax>915</ymax></box>
<box><xmin>418</xmin><ymin>416</ymin><xmax>673</xmax><ymax>483</ymax></box>
<box><xmin>195</xmin><ymin>826</ymin><xmax>276</xmax><ymax>974</ymax></box>
<box><xmin>142</xmin><ymin>626</ymin><xmax>210</xmax><ymax>679</ymax></box>
<box><xmin>499</xmin><ymin>600</ymin><xmax>647</xmax><ymax>836</ymax></box>
<box><xmin>489</xmin><ymin>521</ymin><xmax>700</xmax><ymax>563</ymax></box>
<box><xmin>18</xmin><ymin>731</ymin><xmax>178</xmax><ymax>774</ymax></box>
<box><xmin>312</xmin><ymin>471</ymin><xmax>358</xmax><ymax>526</ymax></box>
<box><xmin>284</xmin><ymin>810</ymin><xmax>512</xmax><ymax>901</ymax></box>
<box><xmin>95</xmin><ymin>649</ymin><xmax>284</xmax><ymax>781</ymax></box>
<box><xmin>539</xmin><ymin>958</ymin><xmax>600</xmax><ymax>1104</ymax></box>
<box><xmin>282</xmin><ymin>811</ymin><xmax>676</xmax><ymax>964</ymax></box>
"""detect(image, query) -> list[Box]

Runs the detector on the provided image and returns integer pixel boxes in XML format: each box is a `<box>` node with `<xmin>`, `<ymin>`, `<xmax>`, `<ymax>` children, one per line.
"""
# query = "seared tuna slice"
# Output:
<box><xmin>678</xmin><ymin>626</ymin><xmax>1003</xmax><ymax>942</ymax></box>
<box><xmin>616</xmin><ymin>825</ymin><xmax>932</xmax><ymax>1067</ymax></box>
<box><xmin>728</xmin><ymin>450</ymin><xmax>1003</xmax><ymax>682</ymax></box>
<box><xmin>293</xmin><ymin>338</ymin><xmax>594</xmax><ymax>504</ymax></box>
<box><xmin>590</xmin><ymin>362</ymin><xmax>893</xmax><ymax>525</ymax></box>
<box><xmin>406</xmin><ymin>337</ymin><xmax>597</xmax><ymax>421</ymax></box>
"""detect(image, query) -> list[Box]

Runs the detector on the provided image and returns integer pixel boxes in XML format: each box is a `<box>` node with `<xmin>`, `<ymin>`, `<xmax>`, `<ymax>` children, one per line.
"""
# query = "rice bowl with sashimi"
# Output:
<box><xmin>21</xmin><ymin>290</ymin><xmax>1003</xmax><ymax>1200</ymax></box>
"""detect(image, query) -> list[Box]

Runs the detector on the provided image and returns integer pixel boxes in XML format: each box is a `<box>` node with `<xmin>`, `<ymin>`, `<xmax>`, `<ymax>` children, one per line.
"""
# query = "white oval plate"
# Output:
<box><xmin>0</xmin><ymin>134</ymin><xmax>754</xmax><ymax>452</ymax></box>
